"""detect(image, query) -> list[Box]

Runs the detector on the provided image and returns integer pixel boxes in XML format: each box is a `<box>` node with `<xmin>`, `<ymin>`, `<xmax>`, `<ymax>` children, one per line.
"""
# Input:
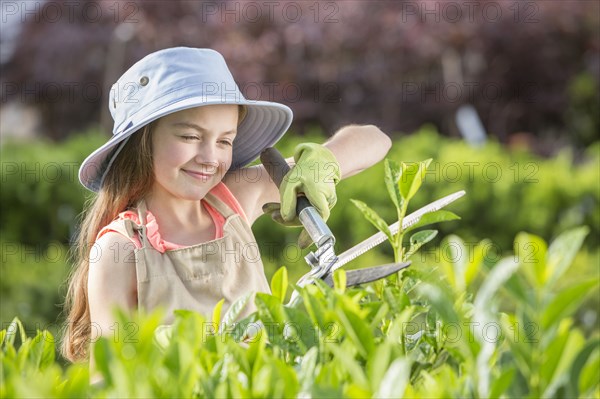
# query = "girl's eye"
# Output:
<box><xmin>219</xmin><ymin>140</ymin><xmax>233</xmax><ymax>146</ymax></box>
<box><xmin>181</xmin><ymin>135</ymin><xmax>199</xmax><ymax>141</ymax></box>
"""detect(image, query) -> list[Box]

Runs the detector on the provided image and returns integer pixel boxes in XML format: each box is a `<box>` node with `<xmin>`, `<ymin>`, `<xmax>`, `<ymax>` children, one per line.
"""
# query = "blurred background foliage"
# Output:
<box><xmin>1</xmin><ymin>0</ymin><xmax>599</xmax><ymax>149</ymax></box>
<box><xmin>0</xmin><ymin>0</ymin><xmax>598</xmax><ymax>361</ymax></box>
<box><xmin>1</xmin><ymin>128</ymin><xmax>598</xmax><ymax>343</ymax></box>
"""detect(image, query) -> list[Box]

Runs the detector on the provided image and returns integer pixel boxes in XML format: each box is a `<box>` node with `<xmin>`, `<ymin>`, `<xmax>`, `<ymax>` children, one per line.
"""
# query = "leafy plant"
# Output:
<box><xmin>2</xmin><ymin>129</ymin><xmax>597</xmax><ymax>340</ymax></box>
<box><xmin>350</xmin><ymin>158</ymin><xmax>460</xmax><ymax>263</ymax></box>
<box><xmin>2</xmin><ymin>227</ymin><xmax>597</xmax><ymax>398</ymax></box>
<box><xmin>2</xmin><ymin>153</ymin><xmax>597</xmax><ymax>398</ymax></box>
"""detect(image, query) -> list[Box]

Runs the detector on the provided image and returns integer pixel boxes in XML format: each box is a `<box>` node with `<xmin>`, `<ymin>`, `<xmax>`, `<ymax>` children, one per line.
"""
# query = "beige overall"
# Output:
<box><xmin>110</xmin><ymin>192</ymin><xmax>271</xmax><ymax>324</ymax></box>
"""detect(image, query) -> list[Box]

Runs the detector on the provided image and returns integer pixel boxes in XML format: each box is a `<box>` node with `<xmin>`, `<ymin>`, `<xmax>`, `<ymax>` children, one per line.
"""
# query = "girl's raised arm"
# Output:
<box><xmin>321</xmin><ymin>124</ymin><xmax>392</xmax><ymax>179</ymax></box>
<box><xmin>225</xmin><ymin>124</ymin><xmax>392</xmax><ymax>224</ymax></box>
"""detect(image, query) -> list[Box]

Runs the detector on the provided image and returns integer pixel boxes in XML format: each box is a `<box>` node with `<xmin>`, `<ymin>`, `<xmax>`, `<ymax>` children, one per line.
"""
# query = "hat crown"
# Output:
<box><xmin>80</xmin><ymin>47</ymin><xmax>292</xmax><ymax>192</ymax></box>
<box><xmin>108</xmin><ymin>47</ymin><xmax>245</xmax><ymax>135</ymax></box>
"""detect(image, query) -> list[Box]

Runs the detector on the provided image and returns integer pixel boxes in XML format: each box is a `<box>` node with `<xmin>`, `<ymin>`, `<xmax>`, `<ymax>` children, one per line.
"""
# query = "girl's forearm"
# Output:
<box><xmin>323</xmin><ymin>124</ymin><xmax>392</xmax><ymax>179</ymax></box>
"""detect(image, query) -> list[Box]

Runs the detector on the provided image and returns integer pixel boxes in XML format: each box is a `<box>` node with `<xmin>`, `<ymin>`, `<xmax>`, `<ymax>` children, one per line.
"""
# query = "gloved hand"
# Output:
<box><xmin>263</xmin><ymin>143</ymin><xmax>341</xmax><ymax>249</ymax></box>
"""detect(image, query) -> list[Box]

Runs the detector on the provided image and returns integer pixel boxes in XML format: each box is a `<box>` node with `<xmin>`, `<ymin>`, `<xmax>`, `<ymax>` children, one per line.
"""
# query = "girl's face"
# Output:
<box><xmin>150</xmin><ymin>104</ymin><xmax>239</xmax><ymax>200</ymax></box>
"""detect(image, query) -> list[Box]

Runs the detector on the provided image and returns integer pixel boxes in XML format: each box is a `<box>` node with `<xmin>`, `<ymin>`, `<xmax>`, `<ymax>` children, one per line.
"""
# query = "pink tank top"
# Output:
<box><xmin>96</xmin><ymin>182</ymin><xmax>248</xmax><ymax>253</ymax></box>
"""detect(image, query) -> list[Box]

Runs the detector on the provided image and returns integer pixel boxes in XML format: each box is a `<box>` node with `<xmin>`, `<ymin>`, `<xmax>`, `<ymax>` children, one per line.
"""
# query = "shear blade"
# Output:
<box><xmin>322</xmin><ymin>262</ymin><xmax>411</xmax><ymax>288</ymax></box>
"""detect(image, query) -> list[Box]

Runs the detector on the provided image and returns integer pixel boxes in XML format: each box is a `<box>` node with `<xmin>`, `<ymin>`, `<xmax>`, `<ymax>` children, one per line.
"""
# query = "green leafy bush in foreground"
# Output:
<box><xmin>2</xmin><ymin>157</ymin><xmax>598</xmax><ymax>398</ymax></box>
<box><xmin>2</xmin><ymin>129</ymin><xmax>598</xmax><ymax>340</ymax></box>
<box><xmin>1</xmin><ymin>227</ymin><xmax>597</xmax><ymax>398</ymax></box>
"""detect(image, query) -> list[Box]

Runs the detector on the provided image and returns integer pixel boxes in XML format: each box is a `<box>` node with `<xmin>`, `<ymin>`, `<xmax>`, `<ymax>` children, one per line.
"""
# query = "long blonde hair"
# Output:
<box><xmin>61</xmin><ymin>105</ymin><xmax>246</xmax><ymax>362</ymax></box>
<box><xmin>61</xmin><ymin>124</ymin><xmax>154</xmax><ymax>362</ymax></box>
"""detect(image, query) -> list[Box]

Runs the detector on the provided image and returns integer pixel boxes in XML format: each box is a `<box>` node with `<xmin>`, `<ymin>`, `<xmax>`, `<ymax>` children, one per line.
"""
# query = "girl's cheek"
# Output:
<box><xmin>163</xmin><ymin>143</ymin><xmax>188</xmax><ymax>162</ymax></box>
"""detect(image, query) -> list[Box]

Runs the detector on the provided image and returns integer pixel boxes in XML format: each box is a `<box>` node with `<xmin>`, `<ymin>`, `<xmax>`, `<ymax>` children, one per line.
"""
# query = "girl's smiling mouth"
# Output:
<box><xmin>183</xmin><ymin>169</ymin><xmax>215</xmax><ymax>179</ymax></box>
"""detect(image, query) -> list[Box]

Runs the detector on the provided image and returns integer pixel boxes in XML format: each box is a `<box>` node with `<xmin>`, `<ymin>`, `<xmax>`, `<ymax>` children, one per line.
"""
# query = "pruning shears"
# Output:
<box><xmin>260</xmin><ymin>148</ymin><xmax>465</xmax><ymax>303</ymax></box>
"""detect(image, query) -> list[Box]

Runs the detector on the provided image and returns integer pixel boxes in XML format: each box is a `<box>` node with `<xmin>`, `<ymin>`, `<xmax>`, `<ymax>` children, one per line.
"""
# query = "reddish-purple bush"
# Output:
<box><xmin>2</xmin><ymin>0</ymin><xmax>598</xmax><ymax>148</ymax></box>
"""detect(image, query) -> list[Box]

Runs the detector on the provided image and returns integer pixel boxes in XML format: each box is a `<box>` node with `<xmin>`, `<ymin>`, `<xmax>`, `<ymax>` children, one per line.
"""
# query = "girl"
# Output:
<box><xmin>62</xmin><ymin>47</ymin><xmax>391</xmax><ymax>363</ymax></box>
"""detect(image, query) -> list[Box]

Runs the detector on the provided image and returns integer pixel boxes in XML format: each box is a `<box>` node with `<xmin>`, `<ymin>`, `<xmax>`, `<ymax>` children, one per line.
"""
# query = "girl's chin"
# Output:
<box><xmin>150</xmin><ymin>182</ymin><xmax>215</xmax><ymax>201</ymax></box>
<box><xmin>179</xmin><ymin>186</ymin><xmax>214</xmax><ymax>200</ymax></box>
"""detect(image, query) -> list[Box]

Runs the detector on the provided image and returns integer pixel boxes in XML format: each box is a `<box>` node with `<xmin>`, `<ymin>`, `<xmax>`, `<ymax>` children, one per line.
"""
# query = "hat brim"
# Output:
<box><xmin>79</xmin><ymin>97</ymin><xmax>293</xmax><ymax>192</ymax></box>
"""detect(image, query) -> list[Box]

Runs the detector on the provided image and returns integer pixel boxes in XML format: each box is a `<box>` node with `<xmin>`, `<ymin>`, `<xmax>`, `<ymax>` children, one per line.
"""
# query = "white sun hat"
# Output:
<box><xmin>79</xmin><ymin>47</ymin><xmax>293</xmax><ymax>192</ymax></box>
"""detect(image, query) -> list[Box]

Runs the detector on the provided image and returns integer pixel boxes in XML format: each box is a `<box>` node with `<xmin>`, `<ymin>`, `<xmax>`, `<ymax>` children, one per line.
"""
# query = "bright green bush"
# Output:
<box><xmin>2</xmin><ymin>127</ymin><xmax>597</xmax><ymax>254</ymax></box>
<box><xmin>333</xmin><ymin>125</ymin><xmax>600</xmax><ymax>253</ymax></box>
<box><xmin>0</xmin><ymin>131</ymin><xmax>104</xmax><ymax>247</ymax></box>
<box><xmin>1</xmin><ymin>227</ymin><xmax>598</xmax><ymax>398</ymax></box>
<box><xmin>0</xmin><ymin>241</ymin><xmax>70</xmax><ymax>342</ymax></box>
<box><xmin>2</xmin><ymin>128</ymin><xmax>598</xmax><ymax>369</ymax></box>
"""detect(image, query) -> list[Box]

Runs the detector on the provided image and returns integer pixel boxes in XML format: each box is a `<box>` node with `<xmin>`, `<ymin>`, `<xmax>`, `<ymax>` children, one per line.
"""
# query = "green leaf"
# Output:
<box><xmin>350</xmin><ymin>199</ymin><xmax>393</xmax><ymax>242</ymax></box>
<box><xmin>500</xmin><ymin>313</ymin><xmax>533</xmax><ymax>376</ymax></box>
<box><xmin>222</xmin><ymin>292</ymin><xmax>252</xmax><ymax>329</ymax></box>
<box><xmin>405</xmin><ymin>229</ymin><xmax>438</xmax><ymax>259</ymax></box>
<box><xmin>5</xmin><ymin>317</ymin><xmax>26</xmax><ymax>348</ymax></box>
<box><xmin>27</xmin><ymin>330</ymin><xmax>54</xmax><ymax>370</ymax></box>
<box><xmin>446</xmin><ymin>235</ymin><xmax>466</xmax><ymax>292</ymax></box>
<box><xmin>373</xmin><ymin>358</ymin><xmax>411</xmax><ymax>398</ymax></box>
<box><xmin>16</xmin><ymin>337</ymin><xmax>32</xmax><ymax>368</ymax></box>
<box><xmin>404</xmin><ymin>210</ymin><xmax>460</xmax><ymax>235</ymax></box>
<box><xmin>578</xmin><ymin>346</ymin><xmax>600</xmax><ymax>396</ymax></box>
<box><xmin>247</xmin><ymin>324</ymin><xmax>267</xmax><ymax>377</ymax></box>
<box><xmin>475</xmin><ymin>257</ymin><xmax>521</xmax><ymax>310</ymax></box>
<box><xmin>384</xmin><ymin>159</ymin><xmax>402</xmax><ymax>209</ymax></box>
<box><xmin>567</xmin><ymin>338</ymin><xmax>600</xmax><ymax>398</ymax></box>
<box><xmin>333</xmin><ymin>269</ymin><xmax>347</xmax><ymax>293</ymax></box>
<box><xmin>39</xmin><ymin>331</ymin><xmax>55</xmax><ymax>370</ymax></box>
<box><xmin>464</xmin><ymin>239</ymin><xmax>489</xmax><ymax>287</ymax></box>
<box><xmin>64</xmin><ymin>364</ymin><xmax>92</xmax><ymax>397</ymax></box>
<box><xmin>212</xmin><ymin>298</ymin><xmax>225</xmax><ymax>332</ymax></box>
<box><xmin>411</xmin><ymin>229</ymin><xmax>438</xmax><ymax>246</ymax></box>
<box><xmin>282</xmin><ymin>305</ymin><xmax>318</xmax><ymax>351</ymax></box>
<box><xmin>541</xmin><ymin>320</ymin><xmax>585</xmax><ymax>397</ymax></box>
<box><xmin>514</xmin><ymin>232</ymin><xmax>548</xmax><ymax>287</ymax></box>
<box><xmin>301</xmin><ymin>285</ymin><xmax>327</xmax><ymax>327</ymax></box>
<box><xmin>367</xmin><ymin>341</ymin><xmax>392</xmax><ymax>391</ymax></box>
<box><xmin>328</xmin><ymin>344</ymin><xmax>369</xmax><ymax>390</ymax></box>
<box><xmin>345</xmin><ymin>383</ymin><xmax>372</xmax><ymax>398</ymax></box>
<box><xmin>541</xmin><ymin>278</ymin><xmax>599</xmax><ymax>330</ymax></box>
<box><xmin>154</xmin><ymin>324</ymin><xmax>173</xmax><ymax>352</ymax></box>
<box><xmin>270</xmin><ymin>266</ymin><xmax>289</xmax><ymax>304</ymax></box>
<box><xmin>367</xmin><ymin>302</ymin><xmax>389</xmax><ymax>331</ymax></box>
<box><xmin>335</xmin><ymin>305</ymin><xmax>374</xmax><ymax>359</ymax></box>
<box><xmin>399</xmin><ymin>159</ymin><xmax>431</xmax><ymax>201</ymax></box>
<box><xmin>546</xmin><ymin>226</ymin><xmax>590</xmax><ymax>288</ymax></box>
<box><xmin>415</xmin><ymin>283</ymin><xmax>460</xmax><ymax>325</ymax></box>
<box><xmin>92</xmin><ymin>338</ymin><xmax>113</xmax><ymax>386</ymax></box>
<box><xmin>383</xmin><ymin>285</ymin><xmax>410</xmax><ymax>314</ymax></box>
<box><xmin>255</xmin><ymin>293</ymin><xmax>286</xmax><ymax>325</ymax></box>
<box><xmin>489</xmin><ymin>367</ymin><xmax>516</xmax><ymax>398</ymax></box>
<box><xmin>298</xmin><ymin>347</ymin><xmax>319</xmax><ymax>396</ymax></box>
<box><xmin>437</xmin><ymin>235</ymin><xmax>467</xmax><ymax>292</ymax></box>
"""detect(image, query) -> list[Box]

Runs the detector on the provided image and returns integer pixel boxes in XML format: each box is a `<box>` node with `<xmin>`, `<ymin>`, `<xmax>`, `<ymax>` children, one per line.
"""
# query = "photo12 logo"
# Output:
<box><xmin>398</xmin><ymin>1</ymin><xmax>540</xmax><ymax>24</ymax></box>
<box><xmin>2</xmin><ymin>1</ymin><xmax>140</xmax><ymax>24</ymax></box>
<box><xmin>196</xmin><ymin>1</ymin><xmax>340</xmax><ymax>24</ymax></box>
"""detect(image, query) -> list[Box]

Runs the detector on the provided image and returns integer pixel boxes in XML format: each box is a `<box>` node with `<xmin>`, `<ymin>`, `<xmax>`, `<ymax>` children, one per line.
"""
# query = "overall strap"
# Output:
<box><xmin>134</xmin><ymin>199</ymin><xmax>153</xmax><ymax>249</ymax></box>
<box><xmin>202</xmin><ymin>191</ymin><xmax>236</xmax><ymax>219</ymax></box>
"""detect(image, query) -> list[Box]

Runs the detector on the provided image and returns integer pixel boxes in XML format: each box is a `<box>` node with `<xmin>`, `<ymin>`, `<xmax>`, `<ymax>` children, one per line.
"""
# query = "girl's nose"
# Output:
<box><xmin>195</xmin><ymin>142</ymin><xmax>219</xmax><ymax>167</ymax></box>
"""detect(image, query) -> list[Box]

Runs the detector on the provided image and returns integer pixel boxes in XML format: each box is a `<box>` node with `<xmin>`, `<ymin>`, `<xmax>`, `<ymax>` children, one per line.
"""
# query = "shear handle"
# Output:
<box><xmin>260</xmin><ymin>147</ymin><xmax>312</xmax><ymax>216</ymax></box>
<box><xmin>261</xmin><ymin>147</ymin><xmax>336</xmax><ymax>248</ymax></box>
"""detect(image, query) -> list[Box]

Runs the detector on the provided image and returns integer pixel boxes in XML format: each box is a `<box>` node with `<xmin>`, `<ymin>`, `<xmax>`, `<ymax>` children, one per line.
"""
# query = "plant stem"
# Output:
<box><xmin>394</xmin><ymin>200</ymin><xmax>408</xmax><ymax>263</ymax></box>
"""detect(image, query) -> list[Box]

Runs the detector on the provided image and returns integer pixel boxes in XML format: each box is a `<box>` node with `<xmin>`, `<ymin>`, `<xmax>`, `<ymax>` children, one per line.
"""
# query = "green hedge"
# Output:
<box><xmin>1</xmin><ymin>128</ymin><xmax>598</xmax><ymax>343</ymax></box>
<box><xmin>2</xmin><ymin>127</ymin><xmax>597</xmax><ymax>252</ymax></box>
<box><xmin>2</xmin><ymin>228</ymin><xmax>598</xmax><ymax>398</ymax></box>
<box><xmin>256</xmin><ymin>126</ymin><xmax>599</xmax><ymax>285</ymax></box>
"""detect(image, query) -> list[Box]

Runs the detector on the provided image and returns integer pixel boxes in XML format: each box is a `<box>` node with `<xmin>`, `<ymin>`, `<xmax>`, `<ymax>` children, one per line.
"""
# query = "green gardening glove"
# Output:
<box><xmin>263</xmin><ymin>143</ymin><xmax>341</xmax><ymax>249</ymax></box>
